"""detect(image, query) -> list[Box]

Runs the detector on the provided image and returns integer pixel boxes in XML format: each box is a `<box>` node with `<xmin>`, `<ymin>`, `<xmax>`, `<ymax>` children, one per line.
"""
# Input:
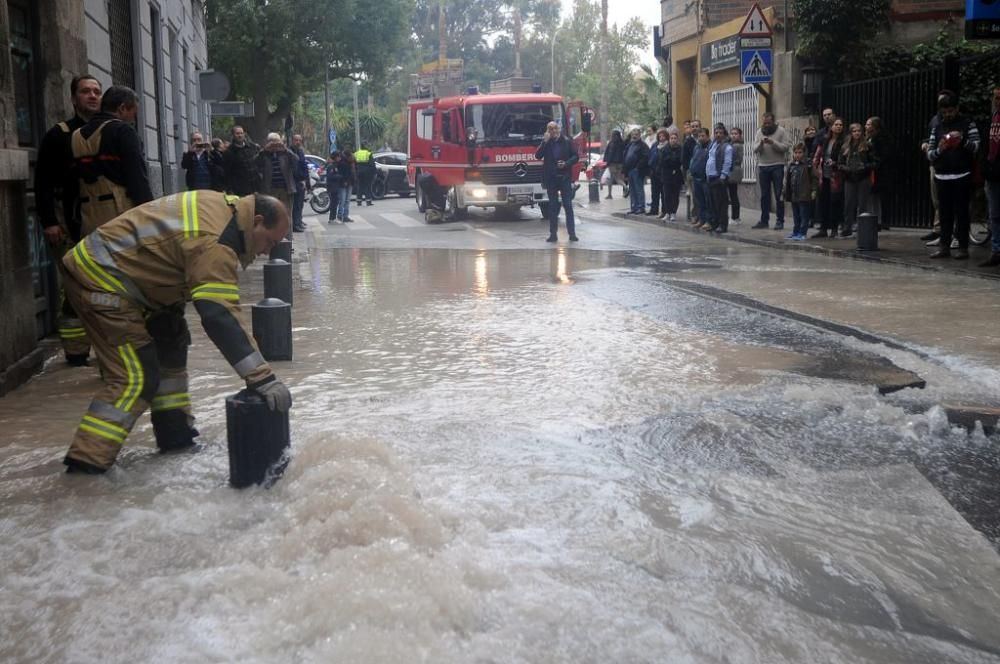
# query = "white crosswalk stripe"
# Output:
<box><xmin>341</xmin><ymin>213</ymin><xmax>375</xmax><ymax>230</ymax></box>
<box><xmin>381</xmin><ymin>212</ymin><xmax>424</xmax><ymax>228</ymax></box>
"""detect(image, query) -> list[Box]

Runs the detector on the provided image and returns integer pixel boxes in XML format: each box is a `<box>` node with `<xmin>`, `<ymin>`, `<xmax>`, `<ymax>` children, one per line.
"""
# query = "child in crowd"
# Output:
<box><xmin>785</xmin><ymin>142</ymin><xmax>816</xmax><ymax>240</ymax></box>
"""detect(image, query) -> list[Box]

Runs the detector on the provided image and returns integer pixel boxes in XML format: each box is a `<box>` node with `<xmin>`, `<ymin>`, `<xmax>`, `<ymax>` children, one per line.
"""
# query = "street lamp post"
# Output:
<box><xmin>550</xmin><ymin>27</ymin><xmax>561</xmax><ymax>94</ymax></box>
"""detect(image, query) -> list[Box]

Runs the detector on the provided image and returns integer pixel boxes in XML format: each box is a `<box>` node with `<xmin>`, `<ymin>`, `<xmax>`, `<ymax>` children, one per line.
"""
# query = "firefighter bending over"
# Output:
<box><xmin>61</xmin><ymin>192</ymin><xmax>293</xmax><ymax>474</ymax></box>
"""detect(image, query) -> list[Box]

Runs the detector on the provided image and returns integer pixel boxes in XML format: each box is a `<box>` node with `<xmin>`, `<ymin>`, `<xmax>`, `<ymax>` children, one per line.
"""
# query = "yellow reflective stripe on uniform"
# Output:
<box><xmin>59</xmin><ymin>327</ymin><xmax>88</xmax><ymax>339</ymax></box>
<box><xmin>182</xmin><ymin>190</ymin><xmax>200</xmax><ymax>239</ymax></box>
<box><xmin>224</xmin><ymin>194</ymin><xmax>240</xmax><ymax>205</ymax></box>
<box><xmin>72</xmin><ymin>241</ymin><xmax>124</xmax><ymax>294</ymax></box>
<box><xmin>182</xmin><ymin>191</ymin><xmax>191</xmax><ymax>238</ymax></box>
<box><xmin>191</xmin><ymin>282</ymin><xmax>240</xmax><ymax>301</ymax></box>
<box><xmin>79</xmin><ymin>415</ymin><xmax>128</xmax><ymax>444</ymax></box>
<box><xmin>151</xmin><ymin>392</ymin><xmax>191</xmax><ymax>412</ymax></box>
<box><xmin>113</xmin><ymin>343</ymin><xmax>144</xmax><ymax>412</ymax></box>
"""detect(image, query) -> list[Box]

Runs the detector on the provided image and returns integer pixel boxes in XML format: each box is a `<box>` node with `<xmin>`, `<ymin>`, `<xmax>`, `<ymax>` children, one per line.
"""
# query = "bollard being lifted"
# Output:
<box><xmin>269</xmin><ymin>238</ymin><xmax>292</xmax><ymax>263</ymax></box>
<box><xmin>252</xmin><ymin>297</ymin><xmax>292</xmax><ymax>361</ymax></box>
<box><xmin>857</xmin><ymin>213</ymin><xmax>879</xmax><ymax>252</ymax></box>
<box><xmin>588</xmin><ymin>178</ymin><xmax>600</xmax><ymax>203</ymax></box>
<box><xmin>263</xmin><ymin>258</ymin><xmax>293</xmax><ymax>306</ymax></box>
<box><xmin>226</xmin><ymin>388</ymin><xmax>290</xmax><ymax>488</ymax></box>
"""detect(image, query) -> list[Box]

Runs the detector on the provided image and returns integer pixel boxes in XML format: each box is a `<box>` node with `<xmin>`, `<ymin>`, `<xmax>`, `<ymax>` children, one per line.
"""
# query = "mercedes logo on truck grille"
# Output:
<box><xmin>513</xmin><ymin>162</ymin><xmax>528</xmax><ymax>178</ymax></box>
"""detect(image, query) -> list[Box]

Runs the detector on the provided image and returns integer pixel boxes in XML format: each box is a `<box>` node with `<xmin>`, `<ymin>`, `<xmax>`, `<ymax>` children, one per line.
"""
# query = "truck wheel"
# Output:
<box><xmin>416</xmin><ymin>180</ymin><xmax>427</xmax><ymax>212</ymax></box>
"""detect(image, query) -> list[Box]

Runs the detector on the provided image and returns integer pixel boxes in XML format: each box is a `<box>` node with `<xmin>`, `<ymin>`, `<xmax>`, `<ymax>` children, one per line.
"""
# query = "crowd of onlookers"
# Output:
<box><xmin>182</xmin><ymin>127</ymin><xmax>380</xmax><ymax>231</ymax></box>
<box><xmin>597</xmin><ymin>86</ymin><xmax>1000</xmax><ymax>268</ymax></box>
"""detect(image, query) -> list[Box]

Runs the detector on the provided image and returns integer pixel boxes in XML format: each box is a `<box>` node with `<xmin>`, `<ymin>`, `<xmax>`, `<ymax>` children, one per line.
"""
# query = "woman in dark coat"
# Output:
<box><xmin>657</xmin><ymin>130</ymin><xmax>686</xmax><ymax>222</ymax></box>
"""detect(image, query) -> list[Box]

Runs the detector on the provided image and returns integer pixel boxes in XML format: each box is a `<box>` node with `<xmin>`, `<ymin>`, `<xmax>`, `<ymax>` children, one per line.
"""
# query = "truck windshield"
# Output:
<box><xmin>465</xmin><ymin>102</ymin><xmax>564</xmax><ymax>146</ymax></box>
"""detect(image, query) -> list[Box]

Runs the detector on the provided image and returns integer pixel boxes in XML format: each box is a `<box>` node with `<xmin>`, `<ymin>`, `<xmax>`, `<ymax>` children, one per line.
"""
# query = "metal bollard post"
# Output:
<box><xmin>263</xmin><ymin>258</ymin><xmax>293</xmax><ymax>306</ymax></box>
<box><xmin>269</xmin><ymin>238</ymin><xmax>292</xmax><ymax>263</ymax></box>
<box><xmin>857</xmin><ymin>212</ymin><xmax>879</xmax><ymax>251</ymax></box>
<box><xmin>252</xmin><ymin>297</ymin><xmax>292</xmax><ymax>361</ymax></box>
<box><xmin>226</xmin><ymin>388</ymin><xmax>290</xmax><ymax>488</ymax></box>
<box><xmin>588</xmin><ymin>179</ymin><xmax>600</xmax><ymax>203</ymax></box>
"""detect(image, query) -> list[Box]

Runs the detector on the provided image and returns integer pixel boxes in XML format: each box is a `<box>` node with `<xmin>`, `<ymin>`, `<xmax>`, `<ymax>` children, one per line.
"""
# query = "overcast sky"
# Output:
<box><xmin>560</xmin><ymin>0</ymin><xmax>660</xmax><ymax>66</ymax></box>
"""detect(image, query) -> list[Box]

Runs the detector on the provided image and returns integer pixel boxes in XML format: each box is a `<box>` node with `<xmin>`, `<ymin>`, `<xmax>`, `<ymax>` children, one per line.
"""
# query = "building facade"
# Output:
<box><xmin>659</xmin><ymin>0</ymin><xmax>966</xmax><ymax>154</ymax></box>
<box><xmin>85</xmin><ymin>0</ymin><xmax>209</xmax><ymax>196</ymax></box>
<box><xmin>0</xmin><ymin>0</ymin><xmax>208</xmax><ymax>393</ymax></box>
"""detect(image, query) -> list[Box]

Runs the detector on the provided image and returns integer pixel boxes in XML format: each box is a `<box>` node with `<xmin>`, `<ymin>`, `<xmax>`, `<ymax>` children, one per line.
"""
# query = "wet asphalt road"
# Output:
<box><xmin>0</xmin><ymin>193</ymin><xmax>998</xmax><ymax>662</ymax></box>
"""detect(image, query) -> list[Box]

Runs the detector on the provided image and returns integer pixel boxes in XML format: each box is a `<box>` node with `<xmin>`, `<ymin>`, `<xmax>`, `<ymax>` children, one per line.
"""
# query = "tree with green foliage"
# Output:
<box><xmin>790</xmin><ymin>0</ymin><xmax>892</xmax><ymax>78</ymax></box>
<box><xmin>205</xmin><ymin>0</ymin><xmax>412</xmax><ymax>142</ymax></box>
<box><xmin>555</xmin><ymin>0</ymin><xmax>649</xmax><ymax>131</ymax></box>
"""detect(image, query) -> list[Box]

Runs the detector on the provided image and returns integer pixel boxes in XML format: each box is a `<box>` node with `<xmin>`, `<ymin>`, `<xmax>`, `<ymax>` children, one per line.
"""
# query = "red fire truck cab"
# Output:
<box><xmin>407</xmin><ymin>90</ymin><xmax>591</xmax><ymax>217</ymax></box>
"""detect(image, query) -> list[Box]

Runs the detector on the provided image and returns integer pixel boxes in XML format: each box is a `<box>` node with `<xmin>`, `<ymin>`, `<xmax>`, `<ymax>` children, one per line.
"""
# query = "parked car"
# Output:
<box><xmin>371</xmin><ymin>151</ymin><xmax>412</xmax><ymax>198</ymax></box>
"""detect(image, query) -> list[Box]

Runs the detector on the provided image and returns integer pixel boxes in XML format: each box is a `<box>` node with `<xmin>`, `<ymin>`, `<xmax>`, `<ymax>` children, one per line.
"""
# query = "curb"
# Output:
<box><xmin>610</xmin><ymin>211</ymin><xmax>1000</xmax><ymax>282</ymax></box>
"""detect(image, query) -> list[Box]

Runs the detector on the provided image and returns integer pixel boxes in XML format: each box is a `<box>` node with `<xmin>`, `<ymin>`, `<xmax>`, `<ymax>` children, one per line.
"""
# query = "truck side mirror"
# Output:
<box><xmin>582</xmin><ymin>111</ymin><xmax>592</xmax><ymax>133</ymax></box>
<box><xmin>466</xmin><ymin>128</ymin><xmax>478</xmax><ymax>147</ymax></box>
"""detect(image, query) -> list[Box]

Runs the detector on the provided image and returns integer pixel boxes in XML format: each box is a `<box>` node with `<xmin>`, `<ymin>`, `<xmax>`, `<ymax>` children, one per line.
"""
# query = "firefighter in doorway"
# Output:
<box><xmin>35</xmin><ymin>74</ymin><xmax>103</xmax><ymax>365</ymax></box>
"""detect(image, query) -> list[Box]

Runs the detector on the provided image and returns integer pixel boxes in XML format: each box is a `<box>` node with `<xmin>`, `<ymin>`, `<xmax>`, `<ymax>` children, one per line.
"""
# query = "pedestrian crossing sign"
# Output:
<box><xmin>740</xmin><ymin>48</ymin><xmax>773</xmax><ymax>84</ymax></box>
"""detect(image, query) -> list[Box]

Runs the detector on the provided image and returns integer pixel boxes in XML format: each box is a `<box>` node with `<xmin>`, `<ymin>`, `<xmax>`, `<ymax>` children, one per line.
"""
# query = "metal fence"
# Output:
<box><xmin>832</xmin><ymin>66</ymin><xmax>944</xmax><ymax>229</ymax></box>
<box><xmin>712</xmin><ymin>84</ymin><xmax>760</xmax><ymax>183</ymax></box>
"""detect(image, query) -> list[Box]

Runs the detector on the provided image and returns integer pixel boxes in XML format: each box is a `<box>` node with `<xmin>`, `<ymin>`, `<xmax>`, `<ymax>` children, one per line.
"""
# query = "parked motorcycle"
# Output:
<box><xmin>308</xmin><ymin>186</ymin><xmax>330</xmax><ymax>214</ymax></box>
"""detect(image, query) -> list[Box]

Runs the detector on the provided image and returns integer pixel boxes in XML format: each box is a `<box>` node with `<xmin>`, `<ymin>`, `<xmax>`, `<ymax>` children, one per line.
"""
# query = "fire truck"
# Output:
<box><xmin>407</xmin><ymin>63</ymin><xmax>592</xmax><ymax>219</ymax></box>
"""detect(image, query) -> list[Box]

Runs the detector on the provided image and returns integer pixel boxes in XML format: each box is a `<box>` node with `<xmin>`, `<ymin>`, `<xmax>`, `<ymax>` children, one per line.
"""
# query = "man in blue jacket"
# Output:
<box><xmin>535</xmin><ymin>121</ymin><xmax>580</xmax><ymax>242</ymax></box>
<box><xmin>704</xmin><ymin>123</ymin><xmax>734</xmax><ymax>233</ymax></box>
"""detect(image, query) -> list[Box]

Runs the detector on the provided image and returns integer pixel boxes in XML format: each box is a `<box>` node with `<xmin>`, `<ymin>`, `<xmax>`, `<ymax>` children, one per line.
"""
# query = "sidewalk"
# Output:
<box><xmin>589</xmin><ymin>188</ymin><xmax>1000</xmax><ymax>281</ymax></box>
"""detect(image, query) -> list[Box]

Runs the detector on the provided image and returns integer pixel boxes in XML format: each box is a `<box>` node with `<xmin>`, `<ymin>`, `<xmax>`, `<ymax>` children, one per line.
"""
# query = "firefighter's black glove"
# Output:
<box><xmin>249</xmin><ymin>376</ymin><xmax>292</xmax><ymax>412</ymax></box>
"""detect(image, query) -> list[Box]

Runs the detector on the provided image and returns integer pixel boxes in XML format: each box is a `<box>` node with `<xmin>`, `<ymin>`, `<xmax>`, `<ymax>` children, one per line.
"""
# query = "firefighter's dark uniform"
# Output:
<box><xmin>61</xmin><ymin>192</ymin><xmax>277</xmax><ymax>471</ymax></box>
<box><xmin>35</xmin><ymin>115</ymin><xmax>89</xmax><ymax>360</ymax></box>
<box><xmin>71</xmin><ymin>111</ymin><xmax>153</xmax><ymax>236</ymax></box>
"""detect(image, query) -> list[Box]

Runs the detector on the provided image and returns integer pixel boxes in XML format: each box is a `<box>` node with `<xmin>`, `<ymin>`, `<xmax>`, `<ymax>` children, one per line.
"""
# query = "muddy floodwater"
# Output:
<box><xmin>1</xmin><ymin>247</ymin><xmax>999</xmax><ymax>663</ymax></box>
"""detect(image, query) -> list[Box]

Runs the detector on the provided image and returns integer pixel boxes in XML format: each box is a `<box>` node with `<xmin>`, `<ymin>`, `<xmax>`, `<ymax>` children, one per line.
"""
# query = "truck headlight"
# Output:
<box><xmin>470</xmin><ymin>188</ymin><xmax>488</xmax><ymax>199</ymax></box>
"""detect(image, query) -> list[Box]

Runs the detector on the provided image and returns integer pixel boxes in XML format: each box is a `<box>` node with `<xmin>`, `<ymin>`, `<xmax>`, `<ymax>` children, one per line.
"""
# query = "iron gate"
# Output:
<box><xmin>712</xmin><ymin>84</ymin><xmax>760</xmax><ymax>183</ymax></box>
<box><xmin>832</xmin><ymin>67</ymin><xmax>944</xmax><ymax>229</ymax></box>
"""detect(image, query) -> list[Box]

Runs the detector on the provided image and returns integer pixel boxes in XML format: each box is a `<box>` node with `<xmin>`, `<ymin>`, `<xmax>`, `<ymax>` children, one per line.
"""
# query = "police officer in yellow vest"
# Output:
<box><xmin>354</xmin><ymin>144</ymin><xmax>375</xmax><ymax>206</ymax></box>
<box><xmin>61</xmin><ymin>192</ymin><xmax>293</xmax><ymax>473</ymax></box>
<box><xmin>35</xmin><ymin>74</ymin><xmax>102</xmax><ymax>366</ymax></box>
<box><xmin>71</xmin><ymin>85</ymin><xmax>153</xmax><ymax>237</ymax></box>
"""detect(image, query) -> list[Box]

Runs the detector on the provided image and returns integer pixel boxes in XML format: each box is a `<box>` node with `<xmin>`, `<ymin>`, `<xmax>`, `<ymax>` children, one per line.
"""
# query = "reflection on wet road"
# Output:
<box><xmin>1</xmin><ymin>246</ymin><xmax>998</xmax><ymax>663</ymax></box>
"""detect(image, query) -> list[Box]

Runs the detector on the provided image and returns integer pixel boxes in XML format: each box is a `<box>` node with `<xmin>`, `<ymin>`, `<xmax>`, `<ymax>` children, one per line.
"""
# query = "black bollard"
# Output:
<box><xmin>226</xmin><ymin>388</ymin><xmax>290</xmax><ymax>488</ymax></box>
<box><xmin>269</xmin><ymin>238</ymin><xmax>292</xmax><ymax>263</ymax></box>
<box><xmin>857</xmin><ymin>213</ymin><xmax>879</xmax><ymax>252</ymax></box>
<box><xmin>263</xmin><ymin>258</ymin><xmax>293</xmax><ymax>306</ymax></box>
<box><xmin>588</xmin><ymin>179</ymin><xmax>600</xmax><ymax>203</ymax></box>
<box><xmin>252</xmin><ymin>297</ymin><xmax>292</xmax><ymax>361</ymax></box>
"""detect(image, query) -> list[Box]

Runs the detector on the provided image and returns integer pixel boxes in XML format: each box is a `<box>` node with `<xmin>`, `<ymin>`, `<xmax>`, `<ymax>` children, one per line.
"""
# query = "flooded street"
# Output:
<box><xmin>2</xmin><ymin>211</ymin><xmax>1000</xmax><ymax>662</ymax></box>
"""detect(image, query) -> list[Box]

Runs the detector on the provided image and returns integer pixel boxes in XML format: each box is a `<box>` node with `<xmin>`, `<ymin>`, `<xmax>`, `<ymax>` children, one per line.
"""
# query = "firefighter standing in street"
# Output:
<box><xmin>354</xmin><ymin>143</ymin><xmax>375</xmax><ymax>206</ymax></box>
<box><xmin>71</xmin><ymin>85</ymin><xmax>153</xmax><ymax>236</ymax></box>
<box><xmin>61</xmin><ymin>192</ymin><xmax>293</xmax><ymax>474</ymax></box>
<box><xmin>34</xmin><ymin>74</ymin><xmax>102</xmax><ymax>366</ymax></box>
